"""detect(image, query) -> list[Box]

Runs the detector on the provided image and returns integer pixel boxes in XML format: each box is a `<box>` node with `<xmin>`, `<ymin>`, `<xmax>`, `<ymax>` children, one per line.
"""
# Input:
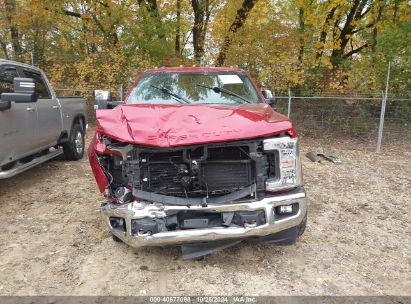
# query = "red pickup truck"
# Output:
<box><xmin>88</xmin><ymin>67</ymin><xmax>307</xmax><ymax>259</ymax></box>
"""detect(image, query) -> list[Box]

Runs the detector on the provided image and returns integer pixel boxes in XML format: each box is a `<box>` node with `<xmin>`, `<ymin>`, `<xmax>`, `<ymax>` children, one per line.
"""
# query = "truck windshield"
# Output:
<box><xmin>126</xmin><ymin>72</ymin><xmax>261</xmax><ymax>105</ymax></box>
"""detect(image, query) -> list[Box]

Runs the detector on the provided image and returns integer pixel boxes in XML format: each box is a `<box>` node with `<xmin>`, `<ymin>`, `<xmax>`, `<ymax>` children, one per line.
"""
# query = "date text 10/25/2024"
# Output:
<box><xmin>149</xmin><ymin>297</ymin><xmax>257</xmax><ymax>303</ymax></box>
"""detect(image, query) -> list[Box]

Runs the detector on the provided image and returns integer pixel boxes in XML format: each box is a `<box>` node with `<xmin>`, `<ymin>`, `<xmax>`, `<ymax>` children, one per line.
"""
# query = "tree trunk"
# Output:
<box><xmin>0</xmin><ymin>37</ymin><xmax>9</xmax><ymax>59</ymax></box>
<box><xmin>216</xmin><ymin>0</ymin><xmax>258</xmax><ymax>66</ymax></box>
<box><xmin>191</xmin><ymin>0</ymin><xmax>210</xmax><ymax>64</ymax></box>
<box><xmin>4</xmin><ymin>0</ymin><xmax>21</xmax><ymax>60</ymax></box>
<box><xmin>371</xmin><ymin>3</ymin><xmax>384</xmax><ymax>52</ymax></box>
<box><xmin>393</xmin><ymin>0</ymin><xmax>398</xmax><ymax>24</ymax></box>
<box><xmin>175</xmin><ymin>0</ymin><xmax>181</xmax><ymax>54</ymax></box>
<box><xmin>295</xmin><ymin>5</ymin><xmax>306</xmax><ymax>94</ymax></box>
<box><xmin>298</xmin><ymin>7</ymin><xmax>305</xmax><ymax>64</ymax></box>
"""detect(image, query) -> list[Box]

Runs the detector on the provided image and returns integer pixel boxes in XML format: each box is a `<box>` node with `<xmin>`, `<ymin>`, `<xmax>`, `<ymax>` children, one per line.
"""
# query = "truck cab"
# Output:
<box><xmin>0</xmin><ymin>60</ymin><xmax>88</xmax><ymax>178</ymax></box>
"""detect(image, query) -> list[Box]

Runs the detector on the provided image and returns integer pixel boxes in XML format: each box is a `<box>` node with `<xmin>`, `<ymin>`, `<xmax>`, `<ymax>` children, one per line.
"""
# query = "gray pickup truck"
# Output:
<box><xmin>0</xmin><ymin>60</ymin><xmax>88</xmax><ymax>178</ymax></box>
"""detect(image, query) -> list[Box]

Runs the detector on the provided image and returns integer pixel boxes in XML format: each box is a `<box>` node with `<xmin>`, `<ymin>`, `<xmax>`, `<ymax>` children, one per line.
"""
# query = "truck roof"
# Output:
<box><xmin>0</xmin><ymin>59</ymin><xmax>43</xmax><ymax>73</ymax></box>
<box><xmin>144</xmin><ymin>66</ymin><xmax>245</xmax><ymax>73</ymax></box>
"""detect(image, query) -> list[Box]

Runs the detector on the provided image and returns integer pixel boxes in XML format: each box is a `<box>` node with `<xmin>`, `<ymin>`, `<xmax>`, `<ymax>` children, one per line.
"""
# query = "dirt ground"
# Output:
<box><xmin>0</xmin><ymin>131</ymin><xmax>410</xmax><ymax>296</ymax></box>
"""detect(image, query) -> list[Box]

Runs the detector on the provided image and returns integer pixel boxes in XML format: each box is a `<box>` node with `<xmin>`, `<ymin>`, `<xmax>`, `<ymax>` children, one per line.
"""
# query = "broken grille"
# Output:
<box><xmin>134</xmin><ymin>144</ymin><xmax>256</xmax><ymax>198</ymax></box>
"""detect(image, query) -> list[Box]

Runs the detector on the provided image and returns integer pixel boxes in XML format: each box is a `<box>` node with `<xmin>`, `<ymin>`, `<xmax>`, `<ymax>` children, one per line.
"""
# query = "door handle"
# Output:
<box><xmin>26</xmin><ymin>107</ymin><xmax>36</xmax><ymax>112</ymax></box>
<box><xmin>52</xmin><ymin>105</ymin><xmax>60</xmax><ymax>110</ymax></box>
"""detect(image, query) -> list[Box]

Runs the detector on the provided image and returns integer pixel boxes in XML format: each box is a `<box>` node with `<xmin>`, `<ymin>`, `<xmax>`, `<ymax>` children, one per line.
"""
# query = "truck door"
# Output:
<box><xmin>23</xmin><ymin>69</ymin><xmax>61</xmax><ymax>147</ymax></box>
<box><xmin>0</xmin><ymin>65</ymin><xmax>38</xmax><ymax>167</ymax></box>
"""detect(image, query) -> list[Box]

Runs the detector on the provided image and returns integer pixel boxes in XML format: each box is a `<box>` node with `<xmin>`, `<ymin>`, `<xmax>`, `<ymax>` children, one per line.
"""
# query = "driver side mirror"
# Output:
<box><xmin>262</xmin><ymin>89</ymin><xmax>276</xmax><ymax>108</ymax></box>
<box><xmin>94</xmin><ymin>90</ymin><xmax>124</xmax><ymax>110</ymax></box>
<box><xmin>0</xmin><ymin>78</ymin><xmax>37</xmax><ymax>105</ymax></box>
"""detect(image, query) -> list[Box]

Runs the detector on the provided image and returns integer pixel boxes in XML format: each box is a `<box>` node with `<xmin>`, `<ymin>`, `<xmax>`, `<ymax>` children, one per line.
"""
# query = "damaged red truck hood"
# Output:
<box><xmin>95</xmin><ymin>103</ymin><xmax>293</xmax><ymax>147</ymax></box>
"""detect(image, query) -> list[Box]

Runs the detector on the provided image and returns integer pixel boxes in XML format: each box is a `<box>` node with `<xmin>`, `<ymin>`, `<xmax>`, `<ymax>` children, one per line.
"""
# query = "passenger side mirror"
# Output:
<box><xmin>94</xmin><ymin>90</ymin><xmax>124</xmax><ymax>110</ymax></box>
<box><xmin>262</xmin><ymin>89</ymin><xmax>276</xmax><ymax>107</ymax></box>
<box><xmin>0</xmin><ymin>78</ymin><xmax>37</xmax><ymax>103</ymax></box>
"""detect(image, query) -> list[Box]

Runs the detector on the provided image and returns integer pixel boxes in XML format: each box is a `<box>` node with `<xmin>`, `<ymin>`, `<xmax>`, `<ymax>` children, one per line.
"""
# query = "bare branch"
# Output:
<box><xmin>344</xmin><ymin>43</ymin><xmax>369</xmax><ymax>58</ymax></box>
<box><xmin>63</xmin><ymin>9</ymin><xmax>82</xmax><ymax>18</ymax></box>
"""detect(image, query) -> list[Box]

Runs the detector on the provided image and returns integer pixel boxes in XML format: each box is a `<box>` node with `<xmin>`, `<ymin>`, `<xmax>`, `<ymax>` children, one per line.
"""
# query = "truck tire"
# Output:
<box><xmin>112</xmin><ymin>233</ymin><xmax>123</xmax><ymax>243</ymax></box>
<box><xmin>63</xmin><ymin>123</ymin><xmax>84</xmax><ymax>161</ymax></box>
<box><xmin>297</xmin><ymin>213</ymin><xmax>307</xmax><ymax>236</ymax></box>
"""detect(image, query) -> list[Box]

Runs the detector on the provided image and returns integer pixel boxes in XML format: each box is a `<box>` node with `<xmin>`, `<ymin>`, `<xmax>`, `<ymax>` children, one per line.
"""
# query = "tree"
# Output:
<box><xmin>175</xmin><ymin>0</ymin><xmax>182</xmax><ymax>54</ymax></box>
<box><xmin>3</xmin><ymin>0</ymin><xmax>21</xmax><ymax>59</ymax></box>
<box><xmin>62</xmin><ymin>1</ymin><xmax>121</xmax><ymax>47</ymax></box>
<box><xmin>216</xmin><ymin>0</ymin><xmax>258</xmax><ymax>66</ymax></box>
<box><xmin>315</xmin><ymin>0</ymin><xmax>386</xmax><ymax>67</ymax></box>
<box><xmin>191</xmin><ymin>0</ymin><xmax>212</xmax><ymax>64</ymax></box>
<box><xmin>0</xmin><ymin>0</ymin><xmax>409</xmax><ymax>94</ymax></box>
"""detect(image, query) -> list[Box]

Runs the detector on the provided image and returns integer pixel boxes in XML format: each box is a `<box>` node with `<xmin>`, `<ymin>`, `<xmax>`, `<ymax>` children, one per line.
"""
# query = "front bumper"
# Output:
<box><xmin>101</xmin><ymin>187</ymin><xmax>307</xmax><ymax>247</ymax></box>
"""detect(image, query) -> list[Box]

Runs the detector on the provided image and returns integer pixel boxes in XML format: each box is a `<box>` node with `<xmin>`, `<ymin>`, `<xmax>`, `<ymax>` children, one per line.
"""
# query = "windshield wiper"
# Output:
<box><xmin>150</xmin><ymin>85</ymin><xmax>191</xmax><ymax>104</ymax></box>
<box><xmin>195</xmin><ymin>83</ymin><xmax>251</xmax><ymax>104</ymax></box>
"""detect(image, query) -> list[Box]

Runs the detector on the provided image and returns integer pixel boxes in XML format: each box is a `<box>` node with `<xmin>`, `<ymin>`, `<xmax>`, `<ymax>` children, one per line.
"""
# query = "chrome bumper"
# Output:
<box><xmin>100</xmin><ymin>187</ymin><xmax>307</xmax><ymax>247</ymax></box>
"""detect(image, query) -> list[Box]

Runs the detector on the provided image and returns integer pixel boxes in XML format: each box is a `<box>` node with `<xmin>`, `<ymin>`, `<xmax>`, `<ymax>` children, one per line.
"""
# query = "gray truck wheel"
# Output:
<box><xmin>63</xmin><ymin>123</ymin><xmax>84</xmax><ymax>161</ymax></box>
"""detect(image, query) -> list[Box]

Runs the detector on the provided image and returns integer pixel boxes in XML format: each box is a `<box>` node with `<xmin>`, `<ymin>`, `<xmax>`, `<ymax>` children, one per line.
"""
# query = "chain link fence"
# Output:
<box><xmin>55</xmin><ymin>85</ymin><xmax>411</xmax><ymax>152</ymax></box>
<box><xmin>275</xmin><ymin>93</ymin><xmax>411</xmax><ymax>151</ymax></box>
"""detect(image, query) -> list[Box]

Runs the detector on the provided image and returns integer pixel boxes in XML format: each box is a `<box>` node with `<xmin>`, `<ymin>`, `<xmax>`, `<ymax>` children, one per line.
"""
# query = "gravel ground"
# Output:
<box><xmin>0</xmin><ymin>131</ymin><xmax>410</xmax><ymax>296</ymax></box>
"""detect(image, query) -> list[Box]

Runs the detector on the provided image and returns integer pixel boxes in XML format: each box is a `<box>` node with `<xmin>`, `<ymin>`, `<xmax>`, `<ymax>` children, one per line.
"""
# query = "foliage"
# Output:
<box><xmin>0</xmin><ymin>0</ymin><xmax>410</xmax><ymax>95</ymax></box>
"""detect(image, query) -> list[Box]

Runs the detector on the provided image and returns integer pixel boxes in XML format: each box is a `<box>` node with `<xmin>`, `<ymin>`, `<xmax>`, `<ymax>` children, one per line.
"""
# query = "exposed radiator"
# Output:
<box><xmin>138</xmin><ymin>145</ymin><xmax>255</xmax><ymax>197</ymax></box>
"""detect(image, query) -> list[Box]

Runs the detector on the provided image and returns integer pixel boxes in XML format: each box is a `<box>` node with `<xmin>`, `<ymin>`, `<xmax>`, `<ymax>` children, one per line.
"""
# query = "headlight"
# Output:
<box><xmin>263</xmin><ymin>136</ymin><xmax>302</xmax><ymax>191</ymax></box>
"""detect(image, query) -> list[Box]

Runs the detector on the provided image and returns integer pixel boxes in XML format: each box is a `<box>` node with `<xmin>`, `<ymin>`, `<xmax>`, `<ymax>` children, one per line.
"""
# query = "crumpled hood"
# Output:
<box><xmin>95</xmin><ymin>103</ymin><xmax>293</xmax><ymax>147</ymax></box>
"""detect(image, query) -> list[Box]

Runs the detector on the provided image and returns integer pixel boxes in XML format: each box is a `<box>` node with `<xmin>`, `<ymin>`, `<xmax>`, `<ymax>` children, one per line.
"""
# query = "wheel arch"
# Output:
<box><xmin>72</xmin><ymin>114</ymin><xmax>86</xmax><ymax>132</ymax></box>
<box><xmin>58</xmin><ymin>114</ymin><xmax>86</xmax><ymax>145</ymax></box>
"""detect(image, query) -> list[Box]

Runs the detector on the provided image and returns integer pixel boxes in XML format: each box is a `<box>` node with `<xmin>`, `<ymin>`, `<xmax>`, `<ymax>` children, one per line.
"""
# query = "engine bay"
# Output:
<box><xmin>99</xmin><ymin>139</ymin><xmax>278</xmax><ymax>205</ymax></box>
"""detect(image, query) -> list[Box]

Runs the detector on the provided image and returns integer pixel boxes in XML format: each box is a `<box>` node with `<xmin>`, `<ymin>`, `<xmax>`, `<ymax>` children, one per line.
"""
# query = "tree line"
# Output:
<box><xmin>0</xmin><ymin>0</ymin><xmax>410</xmax><ymax>95</ymax></box>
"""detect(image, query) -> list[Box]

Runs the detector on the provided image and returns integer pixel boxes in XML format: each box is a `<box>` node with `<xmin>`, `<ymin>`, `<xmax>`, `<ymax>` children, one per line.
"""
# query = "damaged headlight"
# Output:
<box><xmin>263</xmin><ymin>136</ymin><xmax>302</xmax><ymax>192</ymax></box>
